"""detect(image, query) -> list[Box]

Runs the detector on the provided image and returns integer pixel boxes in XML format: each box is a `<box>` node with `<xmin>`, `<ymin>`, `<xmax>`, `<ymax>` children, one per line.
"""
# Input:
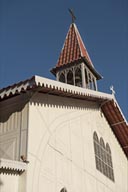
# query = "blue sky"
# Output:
<box><xmin>0</xmin><ymin>0</ymin><xmax>128</xmax><ymax>119</ymax></box>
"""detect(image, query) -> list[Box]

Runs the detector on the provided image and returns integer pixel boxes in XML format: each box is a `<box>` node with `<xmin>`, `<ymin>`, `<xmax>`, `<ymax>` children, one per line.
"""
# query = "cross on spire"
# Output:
<box><xmin>68</xmin><ymin>9</ymin><xmax>76</xmax><ymax>23</ymax></box>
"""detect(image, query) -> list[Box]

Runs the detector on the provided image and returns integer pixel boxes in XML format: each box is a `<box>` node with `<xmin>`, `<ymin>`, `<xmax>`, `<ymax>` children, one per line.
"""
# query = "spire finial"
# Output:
<box><xmin>68</xmin><ymin>9</ymin><xmax>76</xmax><ymax>23</ymax></box>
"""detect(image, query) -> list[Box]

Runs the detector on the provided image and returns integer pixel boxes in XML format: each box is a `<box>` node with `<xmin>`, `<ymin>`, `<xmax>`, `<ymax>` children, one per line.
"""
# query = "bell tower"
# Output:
<box><xmin>51</xmin><ymin>13</ymin><xmax>101</xmax><ymax>91</ymax></box>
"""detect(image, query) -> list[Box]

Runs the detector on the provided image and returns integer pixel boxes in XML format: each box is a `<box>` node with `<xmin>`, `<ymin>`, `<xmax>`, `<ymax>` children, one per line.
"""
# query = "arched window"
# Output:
<box><xmin>88</xmin><ymin>73</ymin><xmax>93</xmax><ymax>89</ymax></box>
<box><xmin>106</xmin><ymin>143</ymin><xmax>111</xmax><ymax>154</ymax></box>
<box><xmin>106</xmin><ymin>143</ymin><xmax>114</xmax><ymax>181</ymax></box>
<box><xmin>93</xmin><ymin>132</ymin><xmax>100</xmax><ymax>157</ymax></box>
<box><xmin>93</xmin><ymin>131</ymin><xmax>98</xmax><ymax>141</ymax></box>
<box><xmin>93</xmin><ymin>132</ymin><xmax>100</xmax><ymax>171</ymax></box>
<box><xmin>93</xmin><ymin>132</ymin><xmax>114</xmax><ymax>182</ymax></box>
<box><xmin>75</xmin><ymin>67</ymin><xmax>82</xmax><ymax>87</ymax></box>
<box><xmin>92</xmin><ymin>78</ymin><xmax>97</xmax><ymax>90</ymax></box>
<box><xmin>67</xmin><ymin>70</ymin><xmax>73</xmax><ymax>85</ymax></box>
<box><xmin>59</xmin><ymin>73</ymin><xmax>65</xmax><ymax>83</ymax></box>
<box><xmin>85</xmin><ymin>68</ymin><xmax>88</xmax><ymax>86</ymax></box>
<box><xmin>60</xmin><ymin>187</ymin><xmax>67</xmax><ymax>192</ymax></box>
<box><xmin>100</xmin><ymin>138</ymin><xmax>107</xmax><ymax>175</ymax></box>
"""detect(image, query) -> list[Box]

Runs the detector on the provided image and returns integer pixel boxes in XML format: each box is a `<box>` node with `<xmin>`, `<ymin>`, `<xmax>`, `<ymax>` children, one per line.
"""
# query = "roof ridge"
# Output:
<box><xmin>73</xmin><ymin>23</ymin><xmax>93</xmax><ymax>66</ymax></box>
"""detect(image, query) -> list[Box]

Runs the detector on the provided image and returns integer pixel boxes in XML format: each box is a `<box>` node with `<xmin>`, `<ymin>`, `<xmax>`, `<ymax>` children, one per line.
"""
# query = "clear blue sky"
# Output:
<box><xmin>0</xmin><ymin>0</ymin><xmax>128</xmax><ymax>119</ymax></box>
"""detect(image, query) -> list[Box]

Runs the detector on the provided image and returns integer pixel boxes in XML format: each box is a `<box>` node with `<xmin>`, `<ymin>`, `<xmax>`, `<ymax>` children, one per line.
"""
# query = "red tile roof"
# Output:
<box><xmin>56</xmin><ymin>23</ymin><xmax>93</xmax><ymax>67</ymax></box>
<box><xmin>101</xmin><ymin>100</ymin><xmax>128</xmax><ymax>157</ymax></box>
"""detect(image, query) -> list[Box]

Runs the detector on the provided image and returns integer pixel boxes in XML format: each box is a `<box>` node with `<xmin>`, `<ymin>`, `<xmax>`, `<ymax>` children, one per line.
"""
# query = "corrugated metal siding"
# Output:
<box><xmin>0</xmin><ymin>95</ymin><xmax>29</xmax><ymax>161</ymax></box>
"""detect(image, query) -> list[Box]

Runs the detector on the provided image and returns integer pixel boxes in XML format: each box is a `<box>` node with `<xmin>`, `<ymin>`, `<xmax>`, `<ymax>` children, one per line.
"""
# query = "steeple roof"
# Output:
<box><xmin>56</xmin><ymin>23</ymin><xmax>93</xmax><ymax>67</ymax></box>
<box><xmin>51</xmin><ymin>23</ymin><xmax>101</xmax><ymax>80</ymax></box>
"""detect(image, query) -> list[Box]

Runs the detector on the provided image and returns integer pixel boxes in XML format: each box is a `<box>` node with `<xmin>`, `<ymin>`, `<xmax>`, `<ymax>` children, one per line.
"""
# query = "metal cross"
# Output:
<box><xmin>110</xmin><ymin>85</ymin><xmax>116</xmax><ymax>96</ymax></box>
<box><xmin>68</xmin><ymin>8</ymin><xmax>76</xmax><ymax>23</ymax></box>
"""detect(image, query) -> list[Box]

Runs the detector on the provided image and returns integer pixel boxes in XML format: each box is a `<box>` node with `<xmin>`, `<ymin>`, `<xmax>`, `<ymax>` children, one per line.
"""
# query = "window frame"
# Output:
<box><xmin>93</xmin><ymin>132</ymin><xmax>115</xmax><ymax>182</ymax></box>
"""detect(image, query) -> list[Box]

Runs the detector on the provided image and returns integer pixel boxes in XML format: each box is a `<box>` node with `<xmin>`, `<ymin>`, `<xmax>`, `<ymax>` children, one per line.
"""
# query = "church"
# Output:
<box><xmin>0</xmin><ymin>13</ymin><xmax>128</xmax><ymax>192</ymax></box>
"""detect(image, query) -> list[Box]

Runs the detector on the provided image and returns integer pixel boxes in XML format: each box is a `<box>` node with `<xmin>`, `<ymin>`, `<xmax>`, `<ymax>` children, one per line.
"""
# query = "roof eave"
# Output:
<box><xmin>82</xmin><ymin>57</ymin><xmax>102</xmax><ymax>80</ymax></box>
<box><xmin>50</xmin><ymin>57</ymin><xmax>102</xmax><ymax>80</ymax></box>
<box><xmin>50</xmin><ymin>58</ymin><xmax>84</xmax><ymax>76</ymax></box>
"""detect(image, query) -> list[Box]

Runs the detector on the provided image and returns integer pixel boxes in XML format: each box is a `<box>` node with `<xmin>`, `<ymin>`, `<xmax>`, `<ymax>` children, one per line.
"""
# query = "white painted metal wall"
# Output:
<box><xmin>25</xmin><ymin>93</ymin><xmax>128</xmax><ymax>192</ymax></box>
<box><xmin>0</xmin><ymin>95</ymin><xmax>28</xmax><ymax>161</ymax></box>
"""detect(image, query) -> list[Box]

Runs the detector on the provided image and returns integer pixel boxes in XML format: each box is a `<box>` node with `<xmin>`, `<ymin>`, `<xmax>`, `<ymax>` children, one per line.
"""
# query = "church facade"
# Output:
<box><xmin>0</xmin><ymin>21</ymin><xmax>128</xmax><ymax>192</ymax></box>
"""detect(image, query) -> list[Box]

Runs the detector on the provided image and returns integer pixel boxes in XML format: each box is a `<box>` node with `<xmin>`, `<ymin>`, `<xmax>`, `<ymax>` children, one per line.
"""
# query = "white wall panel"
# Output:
<box><xmin>26</xmin><ymin>93</ymin><xmax>128</xmax><ymax>192</ymax></box>
<box><xmin>0</xmin><ymin>95</ymin><xmax>28</xmax><ymax>160</ymax></box>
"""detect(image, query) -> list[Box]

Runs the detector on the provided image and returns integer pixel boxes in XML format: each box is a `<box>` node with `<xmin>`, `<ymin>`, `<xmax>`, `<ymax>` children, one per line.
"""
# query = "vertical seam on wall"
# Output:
<box><xmin>26</xmin><ymin>101</ymin><xmax>30</xmax><ymax>159</ymax></box>
<box><xmin>19</xmin><ymin>108</ymin><xmax>22</xmax><ymax>161</ymax></box>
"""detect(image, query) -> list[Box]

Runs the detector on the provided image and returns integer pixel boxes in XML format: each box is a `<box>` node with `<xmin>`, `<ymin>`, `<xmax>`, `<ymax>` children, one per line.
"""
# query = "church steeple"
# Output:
<box><xmin>51</xmin><ymin>21</ymin><xmax>101</xmax><ymax>90</ymax></box>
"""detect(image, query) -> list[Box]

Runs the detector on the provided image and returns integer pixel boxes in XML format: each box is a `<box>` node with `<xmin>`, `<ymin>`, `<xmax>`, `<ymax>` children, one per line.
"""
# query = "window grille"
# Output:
<box><xmin>93</xmin><ymin>132</ymin><xmax>114</xmax><ymax>181</ymax></box>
